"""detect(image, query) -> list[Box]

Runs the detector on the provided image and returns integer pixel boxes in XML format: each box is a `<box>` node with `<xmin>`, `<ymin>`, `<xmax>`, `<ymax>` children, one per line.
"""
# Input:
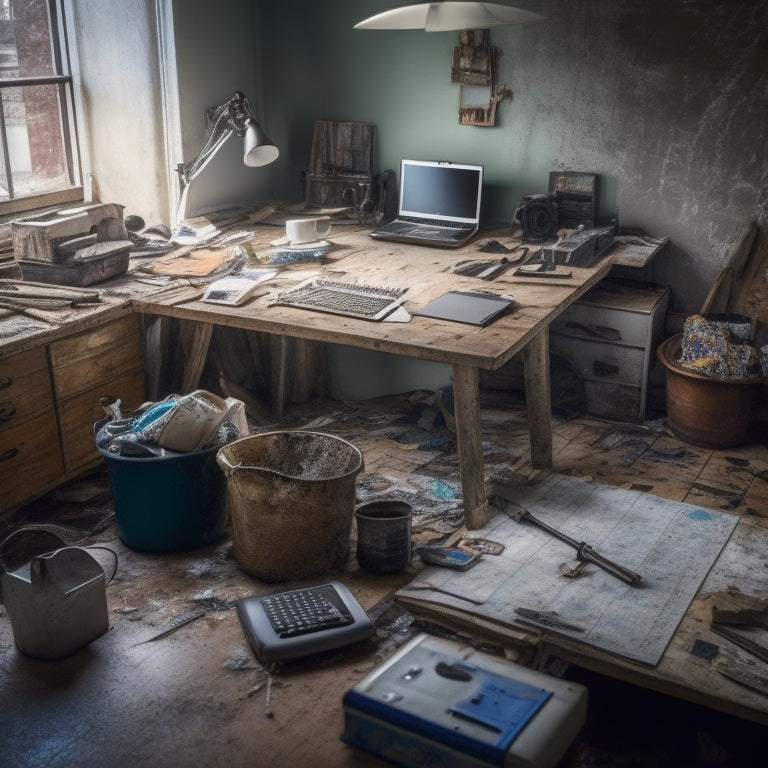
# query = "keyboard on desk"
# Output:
<box><xmin>275</xmin><ymin>279</ymin><xmax>406</xmax><ymax>321</ymax></box>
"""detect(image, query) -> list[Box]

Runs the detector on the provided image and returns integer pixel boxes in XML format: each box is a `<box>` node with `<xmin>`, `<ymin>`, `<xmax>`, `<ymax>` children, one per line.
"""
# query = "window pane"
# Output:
<box><xmin>0</xmin><ymin>82</ymin><xmax>71</xmax><ymax>200</ymax></box>
<box><xmin>3</xmin><ymin>0</ymin><xmax>57</xmax><ymax>79</ymax></box>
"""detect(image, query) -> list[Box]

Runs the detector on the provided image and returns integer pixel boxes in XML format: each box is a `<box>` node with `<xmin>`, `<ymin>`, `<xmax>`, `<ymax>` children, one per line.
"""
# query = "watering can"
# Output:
<box><xmin>1</xmin><ymin>528</ymin><xmax>117</xmax><ymax>659</ymax></box>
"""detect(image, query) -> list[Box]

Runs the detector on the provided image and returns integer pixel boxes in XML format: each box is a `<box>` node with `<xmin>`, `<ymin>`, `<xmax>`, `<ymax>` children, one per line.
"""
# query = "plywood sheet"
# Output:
<box><xmin>398</xmin><ymin>474</ymin><xmax>738</xmax><ymax>666</ymax></box>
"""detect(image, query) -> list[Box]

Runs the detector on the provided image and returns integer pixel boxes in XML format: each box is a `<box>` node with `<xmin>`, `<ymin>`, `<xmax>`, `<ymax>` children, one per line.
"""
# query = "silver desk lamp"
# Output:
<box><xmin>174</xmin><ymin>90</ymin><xmax>278</xmax><ymax>227</ymax></box>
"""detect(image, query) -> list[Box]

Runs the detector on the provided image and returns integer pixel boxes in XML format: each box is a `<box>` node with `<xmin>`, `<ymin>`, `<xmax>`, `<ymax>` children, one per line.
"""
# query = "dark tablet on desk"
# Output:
<box><xmin>413</xmin><ymin>291</ymin><xmax>517</xmax><ymax>327</ymax></box>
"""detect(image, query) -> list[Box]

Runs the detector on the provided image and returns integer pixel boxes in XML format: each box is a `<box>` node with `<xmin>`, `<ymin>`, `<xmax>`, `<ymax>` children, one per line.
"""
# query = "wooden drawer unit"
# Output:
<box><xmin>50</xmin><ymin>315</ymin><xmax>146</xmax><ymax>474</ymax></box>
<box><xmin>59</xmin><ymin>368</ymin><xmax>146</xmax><ymax>473</ymax></box>
<box><xmin>49</xmin><ymin>314</ymin><xmax>144</xmax><ymax>401</ymax></box>
<box><xmin>0</xmin><ymin>410</ymin><xmax>65</xmax><ymax>511</ymax></box>
<box><xmin>0</xmin><ymin>346</ymin><xmax>61</xmax><ymax>508</ymax></box>
<box><xmin>0</xmin><ymin>346</ymin><xmax>54</xmax><ymax>432</ymax></box>
<box><xmin>550</xmin><ymin>280</ymin><xmax>669</xmax><ymax>421</ymax></box>
<box><xmin>0</xmin><ymin>311</ymin><xmax>146</xmax><ymax>513</ymax></box>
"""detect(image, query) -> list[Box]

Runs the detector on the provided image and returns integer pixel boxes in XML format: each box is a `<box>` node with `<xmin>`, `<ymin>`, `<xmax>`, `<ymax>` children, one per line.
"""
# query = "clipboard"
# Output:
<box><xmin>413</xmin><ymin>290</ymin><xmax>517</xmax><ymax>327</ymax></box>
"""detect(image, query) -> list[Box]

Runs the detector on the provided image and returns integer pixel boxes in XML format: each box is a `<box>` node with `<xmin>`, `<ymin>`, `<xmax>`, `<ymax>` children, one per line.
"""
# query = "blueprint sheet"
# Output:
<box><xmin>399</xmin><ymin>474</ymin><xmax>739</xmax><ymax>666</ymax></box>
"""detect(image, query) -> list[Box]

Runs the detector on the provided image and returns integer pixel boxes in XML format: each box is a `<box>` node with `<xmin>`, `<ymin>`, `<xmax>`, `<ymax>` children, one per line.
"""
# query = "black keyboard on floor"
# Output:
<box><xmin>236</xmin><ymin>582</ymin><xmax>375</xmax><ymax>664</ymax></box>
<box><xmin>261</xmin><ymin>584</ymin><xmax>354</xmax><ymax>638</ymax></box>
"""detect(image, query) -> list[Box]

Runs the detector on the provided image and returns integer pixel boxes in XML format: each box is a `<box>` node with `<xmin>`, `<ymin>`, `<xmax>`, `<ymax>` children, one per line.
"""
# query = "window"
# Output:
<box><xmin>0</xmin><ymin>0</ymin><xmax>82</xmax><ymax>215</ymax></box>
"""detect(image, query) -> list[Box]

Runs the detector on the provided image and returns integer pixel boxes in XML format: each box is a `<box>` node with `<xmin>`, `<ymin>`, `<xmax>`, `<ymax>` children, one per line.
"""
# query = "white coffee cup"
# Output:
<box><xmin>285</xmin><ymin>216</ymin><xmax>332</xmax><ymax>245</ymax></box>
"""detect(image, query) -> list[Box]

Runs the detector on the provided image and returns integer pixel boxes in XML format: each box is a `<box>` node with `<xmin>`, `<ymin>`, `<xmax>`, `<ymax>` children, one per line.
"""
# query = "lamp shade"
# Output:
<box><xmin>354</xmin><ymin>2</ymin><xmax>544</xmax><ymax>31</ymax></box>
<box><xmin>243</xmin><ymin>120</ymin><xmax>279</xmax><ymax>167</ymax></box>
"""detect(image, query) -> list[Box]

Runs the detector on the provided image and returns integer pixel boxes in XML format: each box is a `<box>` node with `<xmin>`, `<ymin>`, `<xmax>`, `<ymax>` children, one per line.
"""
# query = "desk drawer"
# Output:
<box><xmin>58</xmin><ymin>368</ymin><xmax>146</xmax><ymax>473</ymax></box>
<box><xmin>550</xmin><ymin>304</ymin><xmax>651</xmax><ymax>348</ymax></box>
<box><xmin>0</xmin><ymin>347</ymin><xmax>54</xmax><ymax>434</ymax></box>
<box><xmin>584</xmin><ymin>380</ymin><xmax>642</xmax><ymax>421</ymax></box>
<box><xmin>0</xmin><ymin>410</ymin><xmax>64</xmax><ymax>509</ymax></box>
<box><xmin>551</xmin><ymin>335</ymin><xmax>646</xmax><ymax>387</ymax></box>
<box><xmin>49</xmin><ymin>315</ymin><xmax>144</xmax><ymax>400</ymax></box>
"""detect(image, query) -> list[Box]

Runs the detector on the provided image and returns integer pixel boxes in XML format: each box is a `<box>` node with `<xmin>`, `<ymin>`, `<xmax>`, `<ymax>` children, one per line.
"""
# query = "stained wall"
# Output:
<box><xmin>259</xmin><ymin>0</ymin><xmax>768</xmax><ymax>313</ymax></box>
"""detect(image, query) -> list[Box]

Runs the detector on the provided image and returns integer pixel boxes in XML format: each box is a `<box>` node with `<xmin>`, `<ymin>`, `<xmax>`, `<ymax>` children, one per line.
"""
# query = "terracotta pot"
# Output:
<box><xmin>657</xmin><ymin>335</ymin><xmax>762</xmax><ymax>448</ymax></box>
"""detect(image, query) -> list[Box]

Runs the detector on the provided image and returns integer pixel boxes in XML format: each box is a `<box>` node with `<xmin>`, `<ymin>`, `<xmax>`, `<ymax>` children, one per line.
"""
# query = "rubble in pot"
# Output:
<box><xmin>96</xmin><ymin>390</ymin><xmax>247</xmax><ymax>458</ymax></box>
<box><xmin>677</xmin><ymin>314</ymin><xmax>761</xmax><ymax>379</ymax></box>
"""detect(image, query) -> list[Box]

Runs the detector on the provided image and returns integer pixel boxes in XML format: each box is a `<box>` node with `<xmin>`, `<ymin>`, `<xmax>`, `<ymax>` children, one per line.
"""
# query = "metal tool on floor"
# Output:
<box><xmin>406</xmin><ymin>581</ymin><xmax>486</xmax><ymax>605</ymax></box>
<box><xmin>491</xmin><ymin>494</ymin><xmax>643</xmax><ymax>587</ymax></box>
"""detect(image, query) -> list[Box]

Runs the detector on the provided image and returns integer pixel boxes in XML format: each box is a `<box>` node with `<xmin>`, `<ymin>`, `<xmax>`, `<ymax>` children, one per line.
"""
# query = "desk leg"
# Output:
<box><xmin>180</xmin><ymin>320</ymin><xmax>213</xmax><ymax>393</ymax></box>
<box><xmin>452</xmin><ymin>363</ymin><xmax>488</xmax><ymax>529</ymax></box>
<box><xmin>270</xmin><ymin>335</ymin><xmax>288</xmax><ymax>417</ymax></box>
<box><xmin>521</xmin><ymin>327</ymin><xmax>553</xmax><ymax>469</ymax></box>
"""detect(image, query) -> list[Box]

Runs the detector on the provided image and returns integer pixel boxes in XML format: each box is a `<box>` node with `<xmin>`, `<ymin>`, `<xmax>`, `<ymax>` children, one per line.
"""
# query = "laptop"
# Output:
<box><xmin>369</xmin><ymin>159</ymin><xmax>483</xmax><ymax>248</ymax></box>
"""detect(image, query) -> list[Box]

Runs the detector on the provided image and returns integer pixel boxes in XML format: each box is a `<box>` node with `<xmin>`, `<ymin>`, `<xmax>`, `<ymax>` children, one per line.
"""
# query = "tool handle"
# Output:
<box><xmin>577</xmin><ymin>543</ymin><xmax>642</xmax><ymax>586</ymax></box>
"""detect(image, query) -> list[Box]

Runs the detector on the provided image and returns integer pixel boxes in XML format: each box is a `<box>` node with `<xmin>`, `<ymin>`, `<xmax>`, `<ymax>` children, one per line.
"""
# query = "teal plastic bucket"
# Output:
<box><xmin>98</xmin><ymin>442</ymin><xmax>228</xmax><ymax>552</ymax></box>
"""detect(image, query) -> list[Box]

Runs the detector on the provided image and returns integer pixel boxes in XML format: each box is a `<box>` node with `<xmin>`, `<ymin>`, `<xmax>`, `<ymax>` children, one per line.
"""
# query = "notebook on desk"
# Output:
<box><xmin>369</xmin><ymin>159</ymin><xmax>483</xmax><ymax>248</ymax></box>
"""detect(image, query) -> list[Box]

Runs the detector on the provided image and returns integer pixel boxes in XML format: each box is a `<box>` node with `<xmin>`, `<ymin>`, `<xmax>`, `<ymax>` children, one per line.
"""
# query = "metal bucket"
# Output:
<box><xmin>217</xmin><ymin>431</ymin><xmax>364</xmax><ymax>581</ymax></box>
<box><xmin>355</xmin><ymin>501</ymin><xmax>412</xmax><ymax>574</ymax></box>
<box><xmin>657</xmin><ymin>335</ymin><xmax>760</xmax><ymax>448</ymax></box>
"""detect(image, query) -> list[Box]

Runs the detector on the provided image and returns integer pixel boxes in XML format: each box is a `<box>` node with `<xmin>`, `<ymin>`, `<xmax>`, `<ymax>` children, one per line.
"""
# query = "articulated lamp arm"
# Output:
<box><xmin>174</xmin><ymin>90</ymin><xmax>278</xmax><ymax>226</ymax></box>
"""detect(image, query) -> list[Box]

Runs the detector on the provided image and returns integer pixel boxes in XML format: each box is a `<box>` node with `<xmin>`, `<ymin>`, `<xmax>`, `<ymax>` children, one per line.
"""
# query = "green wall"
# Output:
<box><xmin>259</xmin><ymin>0</ymin><xmax>537</xmax><ymax>225</ymax></box>
<box><xmin>258</xmin><ymin>0</ymin><xmax>768</xmax><ymax>314</ymax></box>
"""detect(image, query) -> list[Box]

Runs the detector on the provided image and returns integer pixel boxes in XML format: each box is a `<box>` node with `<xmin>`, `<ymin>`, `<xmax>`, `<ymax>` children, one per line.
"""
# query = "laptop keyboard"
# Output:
<box><xmin>398</xmin><ymin>215</ymin><xmax>469</xmax><ymax>229</ymax></box>
<box><xmin>383</xmin><ymin>219</ymin><xmax>474</xmax><ymax>241</ymax></box>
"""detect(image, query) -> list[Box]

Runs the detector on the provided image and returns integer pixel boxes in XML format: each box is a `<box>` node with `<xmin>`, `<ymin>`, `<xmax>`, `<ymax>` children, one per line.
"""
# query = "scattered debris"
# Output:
<box><xmin>715</xmin><ymin>645</ymin><xmax>768</xmax><ymax>695</ymax></box>
<box><xmin>691</xmin><ymin>639</ymin><xmax>720</xmax><ymax>661</ymax></box>
<box><xmin>677</xmin><ymin>314</ymin><xmax>761</xmax><ymax>378</ymax></box>
<box><xmin>227</xmin><ymin>648</ymin><xmax>260</xmax><ymax>671</ymax></box>
<box><xmin>140</xmin><ymin>608</ymin><xmax>207</xmax><ymax>643</ymax></box>
<box><xmin>192</xmin><ymin>589</ymin><xmax>234</xmax><ymax>612</ymax></box>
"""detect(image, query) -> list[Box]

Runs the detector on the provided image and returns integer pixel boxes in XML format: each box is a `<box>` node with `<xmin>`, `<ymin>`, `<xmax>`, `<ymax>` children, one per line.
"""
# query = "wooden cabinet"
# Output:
<box><xmin>0</xmin><ymin>314</ymin><xmax>145</xmax><ymax>513</ymax></box>
<box><xmin>49</xmin><ymin>314</ymin><xmax>145</xmax><ymax>474</ymax></box>
<box><xmin>550</xmin><ymin>280</ymin><xmax>670</xmax><ymax>421</ymax></box>
<box><xmin>0</xmin><ymin>346</ymin><xmax>64</xmax><ymax>510</ymax></box>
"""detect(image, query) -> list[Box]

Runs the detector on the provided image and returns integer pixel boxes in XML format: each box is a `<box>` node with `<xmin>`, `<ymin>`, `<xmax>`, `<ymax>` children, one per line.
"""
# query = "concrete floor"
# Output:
<box><xmin>2</xmin><ymin>391</ymin><xmax>767</xmax><ymax>767</ymax></box>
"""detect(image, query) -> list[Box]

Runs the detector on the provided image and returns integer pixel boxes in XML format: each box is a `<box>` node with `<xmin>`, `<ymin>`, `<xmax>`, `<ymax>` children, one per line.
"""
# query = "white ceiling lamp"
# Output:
<box><xmin>354</xmin><ymin>1</ymin><xmax>544</xmax><ymax>32</ymax></box>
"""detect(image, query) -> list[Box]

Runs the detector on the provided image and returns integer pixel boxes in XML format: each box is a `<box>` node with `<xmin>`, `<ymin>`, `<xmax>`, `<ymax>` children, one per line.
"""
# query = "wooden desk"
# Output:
<box><xmin>133</xmin><ymin>224</ymin><xmax>612</xmax><ymax>529</ymax></box>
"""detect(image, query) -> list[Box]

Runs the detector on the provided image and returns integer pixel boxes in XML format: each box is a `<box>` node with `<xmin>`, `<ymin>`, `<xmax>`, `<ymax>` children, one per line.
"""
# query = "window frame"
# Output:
<box><xmin>0</xmin><ymin>0</ymin><xmax>84</xmax><ymax>217</ymax></box>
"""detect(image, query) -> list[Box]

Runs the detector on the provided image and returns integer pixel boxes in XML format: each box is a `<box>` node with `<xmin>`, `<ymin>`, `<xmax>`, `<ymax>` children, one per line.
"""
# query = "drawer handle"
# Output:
<box><xmin>0</xmin><ymin>402</ymin><xmax>17</xmax><ymax>422</ymax></box>
<box><xmin>565</xmin><ymin>321</ymin><xmax>621</xmax><ymax>342</ymax></box>
<box><xmin>0</xmin><ymin>376</ymin><xmax>12</xmax><ymax>390</ymax></box>
<box><xmin>0</xmin><ymin>448</ymin><xmax>19</xmax><ymax>463</ymax></box>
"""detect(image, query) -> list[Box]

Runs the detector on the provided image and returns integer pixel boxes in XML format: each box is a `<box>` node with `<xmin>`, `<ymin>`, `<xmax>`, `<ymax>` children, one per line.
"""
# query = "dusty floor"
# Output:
<box><xmin>1</xmin><ymin>389</ymin><xmax>767</xmax><ymax>767</ymax></box>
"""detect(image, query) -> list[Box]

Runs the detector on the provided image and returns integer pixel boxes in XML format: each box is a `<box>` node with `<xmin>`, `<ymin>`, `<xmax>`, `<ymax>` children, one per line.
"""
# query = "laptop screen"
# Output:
<box><xmin>399</xmin><ymin>160</ymin><xmax>483</xmax><ymax>224</ymax></box>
